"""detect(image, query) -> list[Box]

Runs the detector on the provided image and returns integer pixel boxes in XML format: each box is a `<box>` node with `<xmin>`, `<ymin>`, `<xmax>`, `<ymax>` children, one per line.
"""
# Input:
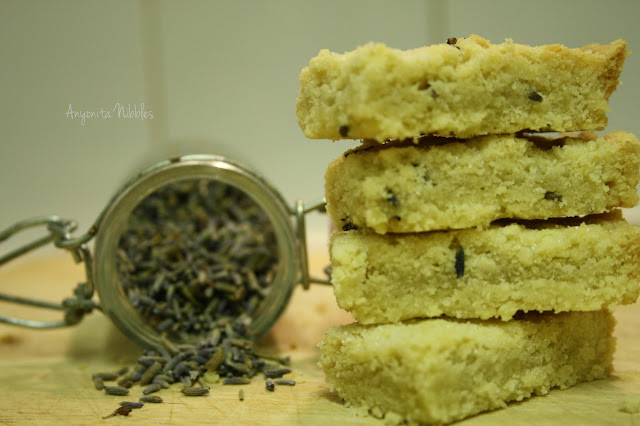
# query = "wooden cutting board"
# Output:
<box><xmin>0</xmin><ymin>249</ymin><xmax>639</xmax><ymax>425</ymax></box>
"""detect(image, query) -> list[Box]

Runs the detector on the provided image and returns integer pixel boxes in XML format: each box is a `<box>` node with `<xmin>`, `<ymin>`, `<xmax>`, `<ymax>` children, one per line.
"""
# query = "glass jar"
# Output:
<box><xmin>0</xmin><ymin>154</ymin><xmax>328</xmax><ymax>349</ymax></box>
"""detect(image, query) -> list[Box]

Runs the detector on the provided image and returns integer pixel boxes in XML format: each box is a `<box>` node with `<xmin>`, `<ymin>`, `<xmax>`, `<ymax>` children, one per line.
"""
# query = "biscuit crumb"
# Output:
<box><xmin>314</xmin><ymin>302</ymin><xmax>328</xmax><ymax>314</ymax></box>
<box><xmin>383</xmin><ymin>411</ymin><xmax>404</xmax><ymax>425</ymax></box>
<box><xmin>619</xmin><ymin>396</ymin><xmax>640</xmax><ymax>414</ymax></box>
<box><xmin>0</xmin><ymin>333</ymin><xmax>21</xmax><ymax>344</ymax></box>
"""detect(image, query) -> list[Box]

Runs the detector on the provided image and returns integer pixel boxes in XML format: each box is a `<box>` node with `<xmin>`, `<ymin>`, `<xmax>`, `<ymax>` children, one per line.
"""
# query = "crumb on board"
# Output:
<box><xmin>619</xmin><ymin>396</ymin><xmax>640</xmax><ymax>414</ymax></box>
<box><xmin>314</xmin><ymin>302</ymin><xmax>328</xmax><ymax>314</ymax></box>
<box><xmin>0</xmin><ymin>333</ymin><xmax>21</xmax><ymax>345</ymax></box>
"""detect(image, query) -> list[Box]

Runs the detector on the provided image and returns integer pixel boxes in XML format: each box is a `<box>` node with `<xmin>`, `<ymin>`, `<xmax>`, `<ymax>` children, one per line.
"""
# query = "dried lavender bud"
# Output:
<box><xmin>191</xmin><ymin>355</ymin><xmax>209</xmax><ymax>365</ymax></box>
<box><xmin>139</xmin><ymin>395</ymin><xmax>163</xmax><ymax>403</ymax></box>
<box><xmin>274</xmin><ymin>379</ymin><xmax>296</xmax><ymax>386</ymax></box>
<box><xmin>92</xmin><ymin>372</ymin><xmax>119</xmax><ymax>381</ymax></box>
<box><xmin>257</xmin><ymin>353</ymin><xmax>291</xmax><ymax>366</ymax></box>
<box><xmin>140</xmin><ymin>361</ymin><xmax>162</xmax><ymax>385</ymax></box>
<box><xmin>164</xmin><ymin>351</ymin><xmax>192</xmax><ymax>373</ymax></box>
<box><xmin>180</xmin><ymin>375</ymin><xmax>193</xmax><ymax>387</ymax></box>
<box><xmin>115</xmin><ymin>366</ymin><xmax>130</xmax><ymax>376</ymax></box>
<box><xmin>104</xmin><ymin>386</ymin><xmax>130</xmax><ymax>396</ymax></box>
<box><xmin>172</xmin><ymin>361</ymin><xmax>190</xmax><ymax>379</ymax></box>
<box><xmin>385</xmin><ymin>188</ymin><xmax>399</xmax><ymax>207</ymax></box>
<box><xmin>117</xmin><ymin>376</ymin><xmax>133</xmax><ymax>387</ymax></box>
<box><xmin>417</xmin><ymin>81</ymin><xmax>430</xmax><ymax>91</ymax></box>
<box><xmin>102</xmin><ymin>405</ymin><xmax>132</xmax><ymax>419</ymax></box>
<box><xmin>263</xmin><ymin>368</ymin><xmax>291</xmax><ymax>379</ymax></box>
<box><xmin>93</xmin><ymin>377</ymin><xmax>104</xmax><ymax>390</ymax></box>
<box><xmin>153</xmin><ymin>374</ymin><xmax>174</xmax><ymax>384</ymax></box>
<box><xmin>446</xmin><ymin>37</ymin><xmax>460</xmax><ymax>50</ymax></box>
<box><xmin>342</xmin><ymin>222</ymin><xmax>358</xmax><ymax>231</ymax></box>
<box><xmin>455</xmin><ymin>246</ymin><xmax>465</xmax><ymax>278</ymax></box>
<box><xmin>119</xmin><ymin>401</ymin><xmax>144</xmax><ymax>408</ymax></box>
<box><xmin>544</xmin><ymin>191</ymin><xmax>562</xmax><ymax>201</ymax></box>
<box><xmin>143</xmin><ymin>383</ymin><xmax>162</xmax><ymax>395</ymax></box>
<box><xmin>265</xmin><ymin>378</ymin><xmax>275</xmax><ymax>392</ymax></box>
<box><xmin>152</xmin><ymin>378</ymin><xmax>170</xmax><ymax>389</ymax></box>
<box><xmin>228</xmin><ymin>338</ymin><xmax>253</xmax><ymax>349</ymax></box>
<box><xmin>529</xmin><ymin>91</ymin><xmax>543</xmax><ymax>102</ymax></box>
<box><xmin>223</xmin><ymin>377</ymin><xmax>251</xmax><ymax>385</ymax></box>
<box><xmin>180</xmin><ymin>386</ymin><xmax>210</xmax><ymax>396</ymax></box>
<box><xmin>137</xmin><ymin>356</ymin><xmax>166</xmax><ymax>367</ymax></box>
<box><xmin>124</xmin><ymin>366</ymin><xmax>145</xmax><ymax>384</ymax></box>
<box><xmin>205</xmin><ymin>348</ymin><xmax>225</xmax><ymax>371</ymax></box>
<box><xmin>224</xmin><ymin>359</ymin><xmax>250</xmax><ymax>375</ymax></box>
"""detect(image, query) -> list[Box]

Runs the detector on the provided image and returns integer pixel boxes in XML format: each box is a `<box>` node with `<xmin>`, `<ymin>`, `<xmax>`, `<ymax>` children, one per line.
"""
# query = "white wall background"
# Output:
<box><xmin>1</xmin><ymin>0</ymin><xmax>639</xmax><ymax>254</ymax></box>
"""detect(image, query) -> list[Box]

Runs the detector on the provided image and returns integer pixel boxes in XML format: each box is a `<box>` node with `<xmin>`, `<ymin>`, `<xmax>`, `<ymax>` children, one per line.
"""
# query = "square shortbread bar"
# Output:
<box><xmin>325</xmin><ymin>131</ymin><xmax>640</xmax><ymax>234</ymax></box>
<box><xmin>330</xmin><ymin>211</ymin><xmax>640</xmax><ymax>323</ymax></box>
<box><xmin>318</xmin><ymin>311</ymin><xmax>616</xmax><ymax>424</ymax></box>
<box><xmin>297</xmin><ymin>35</ymin><xmax>628</xmax><ymax>140</ymax></box>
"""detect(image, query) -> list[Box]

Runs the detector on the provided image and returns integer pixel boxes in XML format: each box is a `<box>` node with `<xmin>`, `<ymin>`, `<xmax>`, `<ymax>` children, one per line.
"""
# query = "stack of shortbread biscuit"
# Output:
<box><xmin>296</xmin><ymin>35</ymin><xmax>640</xmax><ymax>424</ymax></box>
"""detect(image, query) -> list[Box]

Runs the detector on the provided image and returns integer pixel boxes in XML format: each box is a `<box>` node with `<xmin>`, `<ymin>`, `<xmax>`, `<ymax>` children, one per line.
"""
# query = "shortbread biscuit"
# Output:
<box><xmin>318</xmin><ymin>310</ymin><xmax>615</xmax><ymax>425</ymax></box>
<box><xmin>330</xmin><ymin>211</ymin><xmax>640</xmax><ymax>323</ymax></box>
<box><xmin>297</xmin><ymin>36</ymin><xmax>628</xmax><ymax>140</ymax></box>
<box><xmin>325</xmin><ymin>132</ymin><xmax>640</xmax><ymax>234</ymax></box>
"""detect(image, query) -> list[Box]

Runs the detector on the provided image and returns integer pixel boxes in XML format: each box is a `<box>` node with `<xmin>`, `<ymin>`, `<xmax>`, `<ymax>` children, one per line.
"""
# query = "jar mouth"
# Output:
<box><xmin>92</xmin><ymin>155</ymin><xmax>298</xmax><ymax>350</ymax></box>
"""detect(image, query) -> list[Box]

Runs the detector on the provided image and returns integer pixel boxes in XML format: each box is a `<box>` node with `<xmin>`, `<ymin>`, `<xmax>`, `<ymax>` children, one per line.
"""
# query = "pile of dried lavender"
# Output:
<box><xmin>94</xmin><ymin>179</ymin><xmax>294</xmax><ymax>417</ymax></box>
<box><xmin>93</xmin><ymin>319</ymin><xmax>294</xmax><ymax>415</ymax></box>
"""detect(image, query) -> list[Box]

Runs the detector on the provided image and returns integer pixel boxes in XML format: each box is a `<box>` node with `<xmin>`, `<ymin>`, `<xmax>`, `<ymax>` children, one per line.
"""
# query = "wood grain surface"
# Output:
<box><xmin>0</xmin><ymin>248</ymin><xmax>639</xmax><ymax>425</ymax></box>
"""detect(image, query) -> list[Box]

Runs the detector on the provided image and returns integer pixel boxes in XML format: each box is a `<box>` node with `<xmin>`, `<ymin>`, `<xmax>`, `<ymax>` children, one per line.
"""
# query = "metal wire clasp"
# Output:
<box><xmin>294</xmin><ymin>198</ymin><xmax>330</xmax><ymax>289</ymax></box>
<box><xmin>0</xmin><ymin>216</ymin><xmax>100</xmax><ymax>328</ymax></box>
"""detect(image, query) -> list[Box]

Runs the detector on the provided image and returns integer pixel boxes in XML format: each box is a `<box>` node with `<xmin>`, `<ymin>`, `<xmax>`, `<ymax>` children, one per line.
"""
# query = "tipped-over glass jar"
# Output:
<box><xmin>0</xmin><ymin>155</ymin><xmax>329</xmax><ymax>349</ymax></box>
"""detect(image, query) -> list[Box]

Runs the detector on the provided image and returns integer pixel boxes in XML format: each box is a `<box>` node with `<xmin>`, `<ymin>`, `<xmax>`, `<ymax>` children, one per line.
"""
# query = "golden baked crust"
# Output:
<box><xmin>325</xmin><ymin>131</ymin><xmax>640</xmax><ymax>234</ymax></box>
<box><xmin>318</xmin><ymin>311</ymin><xmax>616</xmax><ymax>425</ymax></box>
<box><xmin>330</xmin><ymin>211</ymin><xmax>640</xmax><ymax>323</ymax></box>
<box><xmin>296</xmin><ymin>35</ymin><xmax>628</xmax><ymax>140</ymax></box>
